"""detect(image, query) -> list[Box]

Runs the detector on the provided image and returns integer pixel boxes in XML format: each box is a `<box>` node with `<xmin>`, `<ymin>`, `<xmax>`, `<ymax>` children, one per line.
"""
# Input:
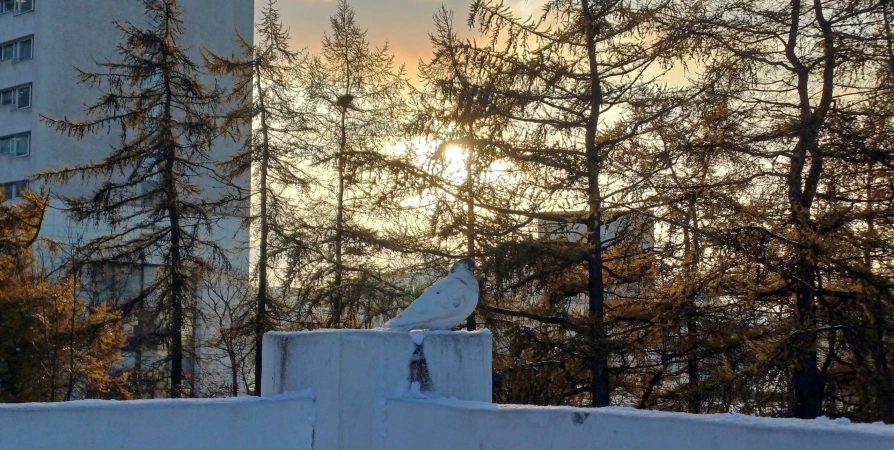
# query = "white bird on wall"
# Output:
<box><xmin>385</xmin><ymin>258</ymin><xmax>479</xmax><ymax>332</ymax></box>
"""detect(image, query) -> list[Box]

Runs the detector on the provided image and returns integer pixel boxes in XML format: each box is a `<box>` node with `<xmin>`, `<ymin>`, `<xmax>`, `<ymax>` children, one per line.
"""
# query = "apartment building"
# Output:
<box><xmin>0</xmin><ymin>0</ymin><xmax>253</xmax><ymax>396</ymax></box>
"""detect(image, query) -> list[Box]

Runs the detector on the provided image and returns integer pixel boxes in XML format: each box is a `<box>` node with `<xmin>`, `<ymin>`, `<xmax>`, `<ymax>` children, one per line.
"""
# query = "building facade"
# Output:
<box><xmin>0</xmin><ymin>0</ymin><xmax>253</xmax><ymax>396</ymax></box>
<box><xmin>0</xmin><ymin>0</ymin><xmax>252</xmax><ymax>201</ymax></box>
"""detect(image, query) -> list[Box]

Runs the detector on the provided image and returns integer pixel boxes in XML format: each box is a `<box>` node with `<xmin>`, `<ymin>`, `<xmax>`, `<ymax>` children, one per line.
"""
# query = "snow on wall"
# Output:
<box><xmin>261</xmin><ymin>329</ymin><xmax>492</xmax><ymax>450</ymax></box>
<box><xmin>0</xmin><ymin>392</ymin><xmax>315</xmax><ymax>450</ymax></box>
<box><xmin>381</xmin><ymin>397</ymin><xmax>894</xmax><ymax>450</ymax></box>
<box><xmin>3</xmin><ymin>329</ymin><xmax>893</xmax><ymax>450</ymax></box>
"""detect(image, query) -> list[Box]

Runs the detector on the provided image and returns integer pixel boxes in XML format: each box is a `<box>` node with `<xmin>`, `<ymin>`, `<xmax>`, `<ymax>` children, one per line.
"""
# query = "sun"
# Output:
<box><xmin>441</xmin><ymin>144</ymin><xmax>465</xmax><ymax>165</ymax></box>
<box><xmin>438</xmin><ymin>144</ymin><xmax>469</xmax><ymax>179</ymax></box>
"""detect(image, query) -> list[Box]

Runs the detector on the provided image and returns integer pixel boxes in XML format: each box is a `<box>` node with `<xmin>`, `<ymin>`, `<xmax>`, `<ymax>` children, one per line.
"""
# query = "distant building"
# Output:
<box><xmin>0</xmin><ymin>0</ymin><xmax>253</xmax><ymax>397</ymax></box>
<box><xmin>535</xmin><ymin>211</ymin><xmax>654</xmax><ymax>249</ymax></box>
<box><xmin>534</xmin><ymin>211</ymin><xmax>654</xmax><ymax>313</ymax></box>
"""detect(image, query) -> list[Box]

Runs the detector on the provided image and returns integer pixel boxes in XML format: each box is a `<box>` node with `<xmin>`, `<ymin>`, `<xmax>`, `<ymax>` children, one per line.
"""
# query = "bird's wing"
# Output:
<box><xmin>387</xmin><ymin>276</ymin><xmax>471</xmax><ymax>327</ymax></box>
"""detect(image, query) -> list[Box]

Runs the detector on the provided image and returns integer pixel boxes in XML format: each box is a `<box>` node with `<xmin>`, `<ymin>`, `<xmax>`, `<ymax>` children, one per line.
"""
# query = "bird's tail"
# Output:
<box><xmin>384</xmin><ymin>317</ymin><xmax>413</xmax><ymax>333</ymax></box>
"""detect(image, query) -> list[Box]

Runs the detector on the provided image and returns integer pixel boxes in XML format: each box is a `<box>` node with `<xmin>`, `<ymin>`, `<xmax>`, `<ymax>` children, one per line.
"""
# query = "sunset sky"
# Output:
<box><xmin>261</xmin><ymin>0</ymin><xmax>542</xmax><ymax>84</ymax></box>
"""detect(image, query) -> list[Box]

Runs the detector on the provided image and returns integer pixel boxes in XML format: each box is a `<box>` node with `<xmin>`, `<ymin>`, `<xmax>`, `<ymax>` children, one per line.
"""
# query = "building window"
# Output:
<box><xmin>2</xmin><ymin>180</ymin><xmax>28</xmax><ymax>201</ymax></box>
<box><xmin>0</xmin><ymin>37</ymin><xmax>32</xmax><ymax>61</ymax></box>
<box><xmin>0</xmin><ymin>133</ymin><xmax>30</xmax><ymax>157</ymax></box>
<box><xmin>1</xmin><ymin>84</ymin><xmax>31</xmax><ymax>108</ymax></box>
<box><xmin>16</xmin><ymin>38</ymin><xmax>31</xmax><ymax>60</ymax></box>
<box><xmin>0</xmin><ymin>0</ymin><xmax>14</xmax><ymax>14</ymax></box>
<box><xmin>16</xmin><ymin>85</ymin><xmax>29</xmax><ymax>107</ymax></box>
<box><xmin>0</xmin><ymin>43</ymin><xmax>12</xmax><ymax>60</ymax></box>
<box><xmin>15</xmin><ymin>0</ymin><xmax>32</xmax><ymax>14</ymax></box>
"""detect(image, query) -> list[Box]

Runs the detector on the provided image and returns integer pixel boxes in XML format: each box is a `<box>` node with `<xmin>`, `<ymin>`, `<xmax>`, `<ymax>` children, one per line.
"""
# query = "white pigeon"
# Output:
<box><xmin>385</xmin><ymin>258</ymin><xmax>479</xmax><ymax>332</ymax></box>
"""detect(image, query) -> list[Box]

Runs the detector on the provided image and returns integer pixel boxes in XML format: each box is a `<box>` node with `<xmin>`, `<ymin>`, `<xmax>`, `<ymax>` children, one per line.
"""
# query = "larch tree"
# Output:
<box><xmin>672</xmin><ymin>0</ymin><xmax>892</xmax><ymax>419</ymax></box>
<box><xmin>38</xmin><ymin>0</ymin><xmax>233</xmax><ymax>398</ymax></box>
<box><xmin>640</xmin><ymin>92</ymin><xmax>771</xmax><ymax>413</ymax></box>
<box><xmin>413</xmin><ymin>7</ymin><xmax>527</xmax><ymax>331</ymax></box>
<box><xmin>297</xmin><ymin>0</ymin><xmax>416</xmax><ymax>329</ymax></box>
<box><xmin>0</xmin><ymin>190</ymin><xmax>127</xmax><ymax>402</ymax></box>
<box><xmin>205</xmin><ymin>0</ymin><xmax>310</xmax><ymax>396</ymax></box>
<box><xmin>422</xmin><ymin>0</ymin><xmax>693</xmax><ymax>407</ymax></box>
<box><xmin>817</xmin><ymin>105</ymin><xmax>894</xmax><ymax>421</ymax></box>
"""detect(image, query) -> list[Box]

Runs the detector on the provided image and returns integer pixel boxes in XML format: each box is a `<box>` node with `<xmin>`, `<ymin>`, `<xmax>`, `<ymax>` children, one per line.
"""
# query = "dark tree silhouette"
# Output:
<box><xmin>38</xmin><ymin>0</ymin><xmax>234</xmax><ymax>398</ymax></box>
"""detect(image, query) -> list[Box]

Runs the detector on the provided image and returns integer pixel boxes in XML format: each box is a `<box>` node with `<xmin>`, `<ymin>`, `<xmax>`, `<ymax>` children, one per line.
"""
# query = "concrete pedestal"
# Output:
<box><xmin>261</xmin><ymin>329</ymin><xmax>492</xmax><ymax>450</ymax></box>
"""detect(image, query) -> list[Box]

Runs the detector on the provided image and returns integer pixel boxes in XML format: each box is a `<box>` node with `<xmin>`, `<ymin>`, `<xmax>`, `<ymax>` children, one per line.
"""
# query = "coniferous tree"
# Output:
<box><xmin>670</xmin><ymin>0</ymin><xmax>888</xmax><ymax>419</ymax></box>
<box><xmin>815</xmin><ymin>107</ymin><xmax>894</xmax><ymax>421</ymax></box>
<box><xmin>294</xmin><ymin>0</ymin><xmax>416</xmax><ymax>329</ymax></box>
<box><xmin>417</xmin><ymin>0</ymin><xmax>692</xmax><ymax>407</ymax></box>
<box><xmin>0</xmin><ymin>190</ymin><xmax>127</xmax><ymax>402</ymax></box>
<box><xmin>38</xmin><ymin>0</ymin><xmax>233</xmax><ymax>398</ymax></box>
<box><xmin>413</xmin><ymin>8</ymin><xmax>529</xmax><ymax>331</ymax></box>
<box><xmin>639</xmin><ymin>94</ymin><xmax>770</xmax><ymax>413</ymax></box>
<box><xmin>205</xmin><ymin>0</ymin><xmax>309</xmax><ymax>396</ymax></box>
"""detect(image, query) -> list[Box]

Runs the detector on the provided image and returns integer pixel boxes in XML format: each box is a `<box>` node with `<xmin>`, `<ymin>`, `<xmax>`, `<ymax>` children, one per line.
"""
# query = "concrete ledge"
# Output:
<box><xmin>0</xmin><ymin>392</ymin><xmax>315</xmax><ymax>450</ymax></box>
<box><xmin>261</xmin><ymin>329</ymin><xmax>492</xmax><ymax>450</ymax></box>
<box><xmin>381</xmin><ymin>398</ymin><xmax>894</xmax><ymax>450</ymax></box>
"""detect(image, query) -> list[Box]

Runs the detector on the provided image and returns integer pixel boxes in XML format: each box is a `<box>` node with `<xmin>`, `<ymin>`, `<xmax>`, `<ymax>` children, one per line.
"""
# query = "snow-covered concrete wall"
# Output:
<box><xmin>3</xmin><ymin>329</ymin><xmax>894</xmax><ymax>450</ymax></box>
<box><xmin>261</xmin><ymin>329</ymin><xmax>492</xmax><ymax>450</ymax></box>
<box><xmin>381</xmin><ymin>397</ymin><xmax>894</xmax><ymax>450</ymax></box>
<box><xmin>0</xmin><ymin>393</ymin><xmax>315</xmax><ymax>450</ymax></box>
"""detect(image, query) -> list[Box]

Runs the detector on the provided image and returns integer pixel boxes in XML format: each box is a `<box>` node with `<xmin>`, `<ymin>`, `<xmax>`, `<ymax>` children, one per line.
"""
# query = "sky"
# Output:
<box><xmin>260</xmin><ymin>0</ymin><xmax>542</xmax><ymax>84</ymax></box>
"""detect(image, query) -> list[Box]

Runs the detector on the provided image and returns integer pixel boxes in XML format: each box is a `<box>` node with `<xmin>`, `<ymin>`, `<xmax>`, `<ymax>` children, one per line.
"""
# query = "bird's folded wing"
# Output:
<box><xmin>390</xmin><ymin>277</ymin><xmax>468</xmax><ymax>324</ymax></box>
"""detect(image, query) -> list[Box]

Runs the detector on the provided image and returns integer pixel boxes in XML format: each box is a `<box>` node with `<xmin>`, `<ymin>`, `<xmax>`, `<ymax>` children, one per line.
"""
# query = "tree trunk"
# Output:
<box><xmin>581</xmin><ymin>0</ymin><xmax>610</xmax><ymax>408</ymax></box>
<box><xmin>64</xmin><ymin>276</ymin><xmax>77</xmax><ymax>402</ymax></box>
<box><xmin>168</xmin><ymin>198</ymin><xmax>184</xmax><ymax>398</ymax></box>
<box><xmin>685</xmin><ymin>195</ymin><xmax>701</xmax><ymax>413</ymax></box>
<box><xmin>168</xmin><ymin>193</ymin><xmax>184</xmax><ymax>398</ymax></box>
<box><xmin>791</xmin><ymin>252</ymin><xmax>821</xmax><ymax>418</ymax></box>
<box><xmin>230</xmin><ymin>348</ymin><xmax>239</xmax><ymax>397</ymax></box>
<box><xmin>331</xmin><ymin>104</ymin><xmax>347</xmax><ymax>327</ymax></box>
<box><xmin>464</xmin><ymin>133</ymin><xmax>477</xmax><ymax>331</ymax></box>
<box><xmin>784</xmin><ymin>0</ymin><xmax>834</xmax><ymax>418</ymax></box>
<box><xmin>163</xmin><ymin>74</ymin><xmax>183</xmax><ymax>399</ymax></box>
<box><xmin>254</xmin><ymin>74</ymin><xmax>270</xmax><ymax>396</ymax></box>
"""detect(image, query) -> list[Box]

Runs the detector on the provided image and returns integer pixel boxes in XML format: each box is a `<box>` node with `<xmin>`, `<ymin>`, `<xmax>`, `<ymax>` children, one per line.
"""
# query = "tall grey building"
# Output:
<box><xmin>0</xmin><ymin>0</ymin><xmax>253</xmax><ymax>396</ymax></box>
